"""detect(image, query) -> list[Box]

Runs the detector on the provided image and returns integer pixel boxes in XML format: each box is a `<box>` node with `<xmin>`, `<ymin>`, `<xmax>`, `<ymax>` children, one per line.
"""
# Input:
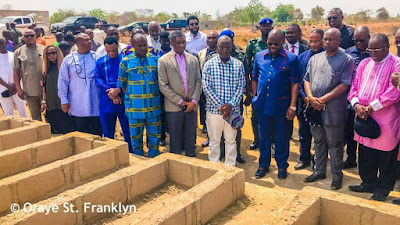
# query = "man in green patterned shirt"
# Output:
<box><xmin>117</xmin><ymin>33</ymin><xmax>162</xmax><ymax>158</ymax></box>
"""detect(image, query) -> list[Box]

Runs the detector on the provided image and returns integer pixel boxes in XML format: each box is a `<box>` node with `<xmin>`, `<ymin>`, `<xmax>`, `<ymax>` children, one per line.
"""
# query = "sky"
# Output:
<box><xmin>2</xmin><ymin>0</ymin><xmax>400</xmax><ymax>18</ymax></box>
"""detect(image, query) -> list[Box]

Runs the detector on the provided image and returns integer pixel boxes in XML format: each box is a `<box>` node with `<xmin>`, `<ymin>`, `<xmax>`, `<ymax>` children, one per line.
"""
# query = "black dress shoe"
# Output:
<box><xmin>343</xmin><ymin>160</ymin><xmax>357</xmax><ymax>169</ymax></box>
<box><xmin>294</xmin><ymin>161</ymin><xmax>311</xmax><ymax>170</ymax></box>
<box><xmin>249</xmin><ymin>141</ymin><xmax>258</xmax><ymax>150</ymax></box>
<box><xmin>236</xmin><ymin>154</ymin><xmax>246</xmax><ymax>164</ymax></box>
<box><xmin>255</xmin><ymin>167</ymin><xmax>269</xmax><ymax>179</ymax></box>
<box><xmin>304</xmin><ymin>173</ymin><xmax>326</xmax><ymax>183</ymax></box>
<box><xmin>202</xmin><ymin>126</ymin><xmax>207</xmax><ymax>134</ymax></box>
<box><xmin>278</xmin><ymin>169</ymin><xmax>287</xmax><ymax>180</ymax></box>
<box><xmin>201</xmin><ymin>139</ymin><xmax>209</xmax><ymax>147</ymax></box>
<box><xmin>393</xmin><ymin>199</ymin><xmax>400</xmax><ymax>205</ymax></box>
<box><xmin>331</xmin><ymin>179</ymin><xmax>343</xmax><ymax>190</ymax></box>
<box><xmin>348</xmin><ymin>185</ymin><xmax>374</xmax><ymax>193</ymax></box>
<box><xmin>371</xmin><ymin>192</ymin><xmax>388</xmax><ymax>202</ymax></box>
<box><xmin>159</xmin><ymin>140</ymin><xmax>166</xmax><ymax>146</ymax></box>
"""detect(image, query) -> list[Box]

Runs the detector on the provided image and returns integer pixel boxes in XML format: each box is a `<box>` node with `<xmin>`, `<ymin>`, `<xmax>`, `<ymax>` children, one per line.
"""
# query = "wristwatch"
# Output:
<box><xmin>289</xmin><ymin>106</ymin><xmax>297</xmax><ymax>111</ymax></box>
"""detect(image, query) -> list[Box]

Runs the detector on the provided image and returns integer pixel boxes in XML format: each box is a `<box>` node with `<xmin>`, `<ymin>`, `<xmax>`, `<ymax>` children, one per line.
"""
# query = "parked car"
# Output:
<box><xmin>50</xmin><ymin>16</ymin><xmax>119</xmax><ymax>34</ymax></box>
<box><xmin>160</xmin><ymin>19</ymin><xmax>187</xmax><ymax>32</ymax></box>
<box><xmin>118</xmin><ymin>21</ymin><xmax>149</xmax><ymax>36</ymax></box>
<box><xmin>0</xmin><ymin>16</ymin><xmax>34</xmax><ymax>31</ymax></box>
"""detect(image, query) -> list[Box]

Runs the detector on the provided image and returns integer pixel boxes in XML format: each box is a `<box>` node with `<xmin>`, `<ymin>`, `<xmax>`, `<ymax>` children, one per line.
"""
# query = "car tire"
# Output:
<box><xmin>181</xmin><ymin>27</ymin><xmax>187</xmax><ymax>32</ymax></box>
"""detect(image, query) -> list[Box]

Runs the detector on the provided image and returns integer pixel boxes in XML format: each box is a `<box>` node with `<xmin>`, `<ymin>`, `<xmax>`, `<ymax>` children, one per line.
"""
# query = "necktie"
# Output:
<box><xmin>291</xmin><ymin>45</ymin><xmax>295</xmax><ymax>53</ymax></box>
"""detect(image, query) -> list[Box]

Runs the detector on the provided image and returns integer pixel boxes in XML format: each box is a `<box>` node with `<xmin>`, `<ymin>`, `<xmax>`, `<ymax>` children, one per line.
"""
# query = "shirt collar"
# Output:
<box><xmin>217</xmin><ymin>55</ymin><xmax>232</xmax><ymax>64</ymax></box>
<box><xmin>173</xmin><ymin>50</ymin><xmax>185</xmax><ymax>58</ymax></box>
<box><xmin>264</xmin><ymin>48</ymin><xmax>286</xmax><ymax>57</ymax></box>
<box><xmin>289</xmin><ymin>41</ymin><xmax>299</xmax><ymax>48</ymax></box>
<box><xmin>374</xmin><ymin>53</ymin><xmax>391</xmax><ymax>64</ymax></box>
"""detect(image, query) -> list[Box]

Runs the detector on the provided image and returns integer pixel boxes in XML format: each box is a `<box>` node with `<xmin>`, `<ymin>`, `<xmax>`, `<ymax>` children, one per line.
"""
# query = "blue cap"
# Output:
<box><xmin>219</xmin><ymin>29</ymin><xmax>234</xmax><ymax>38</ymax></box>
<box><xmin>259</xmin><ymin>18</ymin><xmax>273</xmax><ymax>25</ymax></box>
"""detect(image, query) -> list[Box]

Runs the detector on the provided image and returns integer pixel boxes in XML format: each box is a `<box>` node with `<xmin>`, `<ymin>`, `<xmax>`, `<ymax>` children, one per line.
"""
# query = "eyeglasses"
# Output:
<box><xmin>327</xmin><ymin>16</ymin><xmax>339</xmax><ymax>21</ymax></box>
<box><xmin>308</xmin><ymin>40</ymin><xmax>322</xmax><ymax>44</ymax></box>
<box><xmin>189</xmin><ymin>22</ymin><xmax>199</xmax><ymax>26</ymax></box>
<box><xmin>46</xmin><ymin>51</ymin><xmax>57</xmax><ymax>55</ymax></box>
<box><xmin>24</xmin><ymin>34</ymin><xmax>35</xmax><ymax>38</ymax></box>
<box><xmin>353</xmin><ymin>39</ymin><xmax>366</xmax><ymax>43</ymax></box>
<box><xmin>267</xmin><ymin>42</ymin><xmax>280</xmax><ymax>46</ymax></box>
<box><xmin>366</xmin><ymin>48</ymin><xmax>383</xmax><ymax>53</ymax></box>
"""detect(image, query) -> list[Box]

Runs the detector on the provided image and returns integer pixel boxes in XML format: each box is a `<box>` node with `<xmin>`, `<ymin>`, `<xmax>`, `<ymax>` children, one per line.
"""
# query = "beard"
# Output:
<box><xmin>190</xmin><ymin>28</ymin><xmax>199</xmax><ymax>35</ymax></box>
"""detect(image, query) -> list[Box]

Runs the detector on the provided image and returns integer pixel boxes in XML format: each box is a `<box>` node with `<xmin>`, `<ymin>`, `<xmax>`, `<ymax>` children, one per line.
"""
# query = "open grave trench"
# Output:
<box><xmin>0</xmin><ymin>117</ymin><xmax>399</xmax><ymax>225</ymax></box>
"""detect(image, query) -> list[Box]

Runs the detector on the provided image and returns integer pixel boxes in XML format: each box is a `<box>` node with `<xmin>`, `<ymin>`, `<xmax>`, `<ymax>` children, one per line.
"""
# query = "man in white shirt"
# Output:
<box><xmin>0</xmin><ymin>37</ymin><xmax>27</xmax><ymax>117</ymax></box>
<box><xmin>185</xmin><ymin>15</ymin><xmax>207</xmax><ymax>56</ymax></box>
<box><xmin>95</xmin><ymin>26</ymin><xmax>127</xmax><ymax>59</ymax></box>
<box><xmin>147</xmin><ymin>21</ymin><xmax>161</xmax><ymax>51</ymax></box>
<box><xmin>284</xmin><ymin>24</ymin><xmax>309</xmax><ymax>56</ymax></box>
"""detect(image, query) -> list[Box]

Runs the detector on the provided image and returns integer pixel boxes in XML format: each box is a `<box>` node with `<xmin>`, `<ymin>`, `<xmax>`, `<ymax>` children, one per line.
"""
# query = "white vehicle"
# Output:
<box><xmin>0</xmin><ymin>16</ymin><xmax>34</xmax><ymax>29</ymax></box>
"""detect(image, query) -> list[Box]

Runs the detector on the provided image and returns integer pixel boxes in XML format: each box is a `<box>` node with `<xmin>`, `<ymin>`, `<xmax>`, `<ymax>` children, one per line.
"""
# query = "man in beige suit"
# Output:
<box><xmin>158</xmin><ymin>31</ymin><xmax>202</xmax><ymax>157</ymax></box>
<box><xmin>197</xmin><ymin>31</ymin><xmax>218</xmax><ymax>147</ymax></box>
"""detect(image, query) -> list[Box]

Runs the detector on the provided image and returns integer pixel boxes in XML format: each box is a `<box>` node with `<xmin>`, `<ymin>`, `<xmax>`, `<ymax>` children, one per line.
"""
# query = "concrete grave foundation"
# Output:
<box><xmin>0</xmin><ymin>117</ymin><xmax>399</xmax><ymax>225</ymax></box>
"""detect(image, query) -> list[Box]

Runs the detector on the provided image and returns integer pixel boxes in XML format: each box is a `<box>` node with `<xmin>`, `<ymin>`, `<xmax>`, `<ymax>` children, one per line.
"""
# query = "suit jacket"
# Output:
<box><xmin>284</xmin><ymin>42</ymin><xmax>309</xmax><ymax>56</ymax></box>
<box><xmin>198</xmin><ymin>48</ymin><xmax>208</xmax><ymax>70</ymax></box>
<box><xmin>158</xmin><ymin>51</ymin><xmax>202</xmax><ymax>112</ymax></box>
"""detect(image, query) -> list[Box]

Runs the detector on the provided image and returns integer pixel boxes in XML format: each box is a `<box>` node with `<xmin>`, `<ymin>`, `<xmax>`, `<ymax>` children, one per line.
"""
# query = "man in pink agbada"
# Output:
<box><xmin>348</xmin><ymin>34</ymin><xmax>400</xmax><ymax>202</ymax></box>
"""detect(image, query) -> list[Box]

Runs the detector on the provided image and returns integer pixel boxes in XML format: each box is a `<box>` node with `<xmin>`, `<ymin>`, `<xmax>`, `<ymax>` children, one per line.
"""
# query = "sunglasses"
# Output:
<box><xmin>24</xmin><ymin>34</ymin><xmax>35</xmax><ymax>38</ymax></box>
<box><xmin>308</xmin><ymin>40</ymin><xmax>322</xmax><ymax>44</ymax></box>
<box><xmin>353</xmin><ymin>39</ymin><xmax>366</xmax><ymax>43</ymax></box>
<box><xmin>366</xmin><ymin>48</ymin><xmax>383</xmax><ymax>53</ymax></box>
<box><xmin>47</xmin><ymin>51</ymin><xmax>57</xmax><ymax>55</ymax></box>
<box><xmin>189</xmin><ymin>22</ymin><xmax>199</xmax><ymax>26</ymax></box>
<box><xmin>327</xmin><ymin>16</ymin><xmax>339</xmax><ymax>21</ymax></box>
<box><xmin>267</xmin><ymin>42</ymin><xmax>280</xmax><ymax>46</ymax></box>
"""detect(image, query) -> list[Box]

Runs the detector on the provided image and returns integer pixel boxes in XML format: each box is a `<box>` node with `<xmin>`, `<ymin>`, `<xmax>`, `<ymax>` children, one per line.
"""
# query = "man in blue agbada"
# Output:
<box><xmin>252</xmin><ymin>29</ymin><xmax>300</xmax><ymax>180</ymax></box>
<box><xmin>117</xmin><ymin>33</ymin><xmax>162</xmax><ymax>158</ymax></box>
<box><xmin>95</xmin><ymin>36</ymin><xmax>132</xmax><ymax>152</ymax></box>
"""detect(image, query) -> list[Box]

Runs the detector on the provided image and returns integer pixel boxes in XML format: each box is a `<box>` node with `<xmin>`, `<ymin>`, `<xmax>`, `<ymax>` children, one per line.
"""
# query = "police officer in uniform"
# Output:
<box><xmin>252</xmin><ymin>29</ymin><xmax>300</xmax><ymax>180</ymax></box>
<box><xmin>245</xmin><ymin>18</ymin><xmax>273</xmax><ymax>150</ymax></box>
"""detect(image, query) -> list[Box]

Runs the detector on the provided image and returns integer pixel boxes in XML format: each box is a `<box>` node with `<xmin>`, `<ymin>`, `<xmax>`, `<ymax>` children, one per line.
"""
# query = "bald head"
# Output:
<box><xmin>132</xmin><ymin>33</ymin><xmax>146</xmax><ymax>43</ymax></box>
<box><xmin>208</xmin><ymin>31</ymin><xmax>218</xmax><ymax>37</ymax></box>
<box><xmin>2</xmin><ymin>29</ymin><xmax>12</xmax><ymax>41</ymax></box>
<box><xmin>217</xmin><ymin>35</ymin><xmax>232</xmax><ymax>45</ymax></box>
<box><xmin>206</xmin><ymin>31</ymin><xmax>219</xmax><ymax>50</ymax></box>
<box><xmin>324</xmin><ymin>28</ymin><xmax>341</xmax><ymax>39</ymax></box>
<box><xmin>148</xmin><ymin>21</ymin><xmax>160</xmax><ymax>39</ymax></box>
<box><xmin>75</xmin><ymin>33</ymin><xmax>89</xmax><ymax>43</ymax></box>
<box><xmin>268</xmin><ymin>29</ymin><xmax>285</xmax><ymax>41</ymax></box>
<box><xmin>355</xmin><ymin>26</ymin><xmax>369</xmax><ymax>36</ymax></box>
<box><xmin>395</xmin><ymin>29</ymin><xmax>400</xmax><ymax>46</ymax></box>
<box><xmin>132</xmin><ymin>33</ymin><xmax>148</xmax><ymax>58</ymax></box>
<box><xmin>267</xmin><ymin>29</ymin><xmax>285</xmax><ymax>55</ymax></box>
<box><xmin>0</xmin><ymin>37</ymin><xmax>6</xmax><ymax>44</ymax></box>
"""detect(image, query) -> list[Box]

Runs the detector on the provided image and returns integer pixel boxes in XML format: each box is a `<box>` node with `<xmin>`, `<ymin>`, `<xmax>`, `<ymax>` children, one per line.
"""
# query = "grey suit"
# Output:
<box><xmin>158</xmin><ymin>51</ymin><xmax>202</xmax><ymax>156</ymax></box>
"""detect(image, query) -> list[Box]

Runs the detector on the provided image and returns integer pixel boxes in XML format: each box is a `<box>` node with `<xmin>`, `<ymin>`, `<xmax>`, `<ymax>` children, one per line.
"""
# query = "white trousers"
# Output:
<box><xmin>206</xmin><ymin>112</ymin><xmax>237</xmax><ymax>166</ymax></box>
<box><xmin>0</xmin><ymin>94</ymin><xmax>28</xmax><ymax>117</ymax></box>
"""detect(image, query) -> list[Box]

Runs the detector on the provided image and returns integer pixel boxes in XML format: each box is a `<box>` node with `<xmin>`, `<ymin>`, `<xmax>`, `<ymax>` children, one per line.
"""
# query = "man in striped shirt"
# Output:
<box><xmin>202</xmin><ymin>35</ymin><xmax>245</xmax><ymax>166</ymax></box>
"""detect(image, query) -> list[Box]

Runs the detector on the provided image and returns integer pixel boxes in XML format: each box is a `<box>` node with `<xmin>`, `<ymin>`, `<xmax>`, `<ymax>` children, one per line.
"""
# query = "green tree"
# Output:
<box><xmin>311</xmin><ymin>5</ymin><xmax>325</xmax><ymax>20</ymax></box>
<box><xmin>50</xmin><ymin>9</ymin><xmax>77</xmax><ymax>24</ymax></box>
<box><xmin>376</xmin><ymin>7</ymin><xmax>389</xmax><ymax>20</ymax></box>
<box><xmin>271</xmin><ymin>4</ymin><xmax>294</xmax><ymax>22</ymax></box>
<box><xmin>155</xmin><ymin>12</ymin><xmax>173</xmax><ymax>22</ymax></box>
<box><xmin>88</xmin><ymin>8</ymin><xmax>108</xmax><ymax>20</ymax></box>
<box><xmin>293</xmin><ymin>8</ymin><xmax>304</xmax><ymax>22</ymax></box>
<box><xmin>107</xmin><ymin>12</ymin><xmax>118</xmax><ymax>24</ymax></box>
<box><xmin>245</xmin><ymin>0</ymin><xmax>270</xmax><ymax>25</ymax></box>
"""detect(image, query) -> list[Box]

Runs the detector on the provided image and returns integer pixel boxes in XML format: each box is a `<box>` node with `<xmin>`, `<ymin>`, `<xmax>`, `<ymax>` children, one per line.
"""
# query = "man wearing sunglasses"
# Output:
<box><xmin>185</xmin><ymin>15</ymin><xmax>207</xmax><ymax>56</ymax></box>
<box><xmin>303</xmin><ymin>28</ymin><xmax>354</xmax><ymax>190</ymax></box>
<box><xmin>343</xmin><ymin>26</ymin><xmax>371</xmax><ymax>170</ymax></box>
<box><xmin>245</xmin><ymin>17</ymin><xmax>274</xmax><ymax>152</ymax></box>
<box><xmin>13</xmin><ymin>29</ymin><xmax>45</xmax><ymax>121</ymax></box>
<box><xmin>252</xmin><ymin>29</ymin><xmax>300</xmax><ymax>180</ymax></box>
<box><xmin>327</xmin><ymin>8</ymin><xmax>355</xmax><ymax>50</ymax></box>
<box><xmin>348</xmin><ymin>34</ymin><xmax>400</xmax><ymax>202</ymax></box>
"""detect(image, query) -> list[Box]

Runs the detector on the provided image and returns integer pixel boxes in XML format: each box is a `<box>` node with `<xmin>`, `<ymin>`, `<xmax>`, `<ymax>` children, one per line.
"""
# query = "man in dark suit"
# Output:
<box><xmin>284</xmin><ymin>24</ymin><xmax>309</xmax><ymax>56</ymax></box>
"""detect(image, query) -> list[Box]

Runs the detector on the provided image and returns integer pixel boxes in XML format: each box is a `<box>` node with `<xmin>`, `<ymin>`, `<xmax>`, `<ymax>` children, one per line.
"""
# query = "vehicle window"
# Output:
<box><xmin>14</xmin><ymin>18</ymin><xmax>22</xmax><ymax>24</ymax></box>
<box><xmin>88</xmin><ymin>18</ymin><xmax>98</xmax><ymax>24</ymax></box>
<box><xmin>75</xmin><ymin>18</ymin><xmax>82</xmax><ymax>24</ymax></box>
<box><xmin>170</xmin><ymin>20</ymin><xmax>175</xmax><ymax>23</ymax></box>
<box><xmin>23</xmin><ymin>18</ymin><xmax>31</xmax><ymax>24</ymax></box>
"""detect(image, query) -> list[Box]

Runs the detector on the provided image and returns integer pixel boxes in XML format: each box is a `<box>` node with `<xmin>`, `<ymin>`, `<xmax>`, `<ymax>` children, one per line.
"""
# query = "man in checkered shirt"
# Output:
<box><xmin>202</xmin><ymin>35</ymin><xmax>245</xmax><ymax>166</ymax></box>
